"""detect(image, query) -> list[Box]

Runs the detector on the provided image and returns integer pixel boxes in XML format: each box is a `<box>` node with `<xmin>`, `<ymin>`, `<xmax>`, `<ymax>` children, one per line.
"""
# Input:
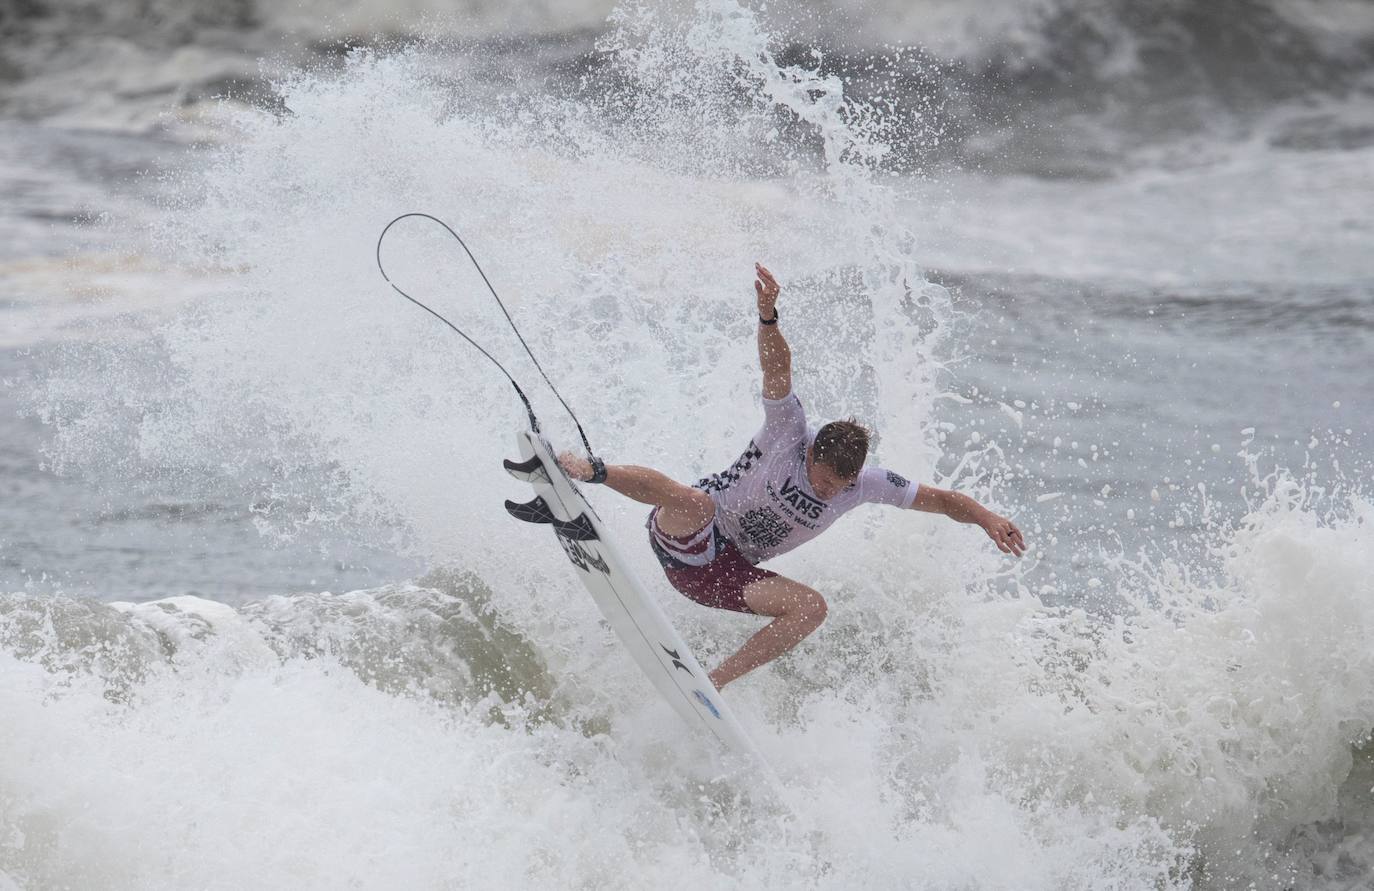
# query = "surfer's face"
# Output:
<box><xmin>807</xmin><ymin>449</ymin><xmax>857</xmax><ymax>501</ymax></box>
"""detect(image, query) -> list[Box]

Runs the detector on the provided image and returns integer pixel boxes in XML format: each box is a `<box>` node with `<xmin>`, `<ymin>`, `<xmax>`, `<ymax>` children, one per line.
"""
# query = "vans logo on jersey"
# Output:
<box><xmin>779</xmin><ymin>477</ymin><xmax>826</xmax><ymax>519</ymax></box>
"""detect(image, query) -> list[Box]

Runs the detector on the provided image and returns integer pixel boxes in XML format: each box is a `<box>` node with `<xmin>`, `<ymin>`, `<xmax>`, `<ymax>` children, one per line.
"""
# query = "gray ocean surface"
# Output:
<box><xmin>2</xmin><ymin>1</ymin><xmax>1373</xmax><ymax>888</ymax></box>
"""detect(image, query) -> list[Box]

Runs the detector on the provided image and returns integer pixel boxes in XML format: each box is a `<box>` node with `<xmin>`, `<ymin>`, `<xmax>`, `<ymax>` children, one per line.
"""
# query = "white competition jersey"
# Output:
<box><xmin>695</xmin><ymin>391</ymin><xmax>920</xmax><ymax>564</ymax></box>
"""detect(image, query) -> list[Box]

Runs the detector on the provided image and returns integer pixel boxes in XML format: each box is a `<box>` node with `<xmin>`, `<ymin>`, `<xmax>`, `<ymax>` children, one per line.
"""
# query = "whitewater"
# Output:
<box><xmin>2</xmin><ymin>0</ymin><xmax>1373</xmax><ymax>888</ymax></box>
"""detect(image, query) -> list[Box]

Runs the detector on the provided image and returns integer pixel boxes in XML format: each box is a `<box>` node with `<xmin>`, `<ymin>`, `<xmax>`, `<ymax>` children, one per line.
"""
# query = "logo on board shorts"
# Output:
<box><xmin>692</xmin><ymin>689</ymin><xmax>722</xmax><ymax>719</ymax></box>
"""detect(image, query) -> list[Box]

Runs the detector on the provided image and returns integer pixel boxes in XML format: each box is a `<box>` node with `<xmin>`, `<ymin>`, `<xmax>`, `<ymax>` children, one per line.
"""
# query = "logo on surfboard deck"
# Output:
<box><xmin>692</xmin><ymin>689</ymin><xmax>722</xmax><ymax>719</ymax></box>
<box><xmin>557</xmin><ymin>534</ymin><xmax>611</xmax><ymax>576</ymax></box>
<box><xmin>660</xmin><ymin>645</ymin><xmax>692</xmax><ymax>675</ymax></box>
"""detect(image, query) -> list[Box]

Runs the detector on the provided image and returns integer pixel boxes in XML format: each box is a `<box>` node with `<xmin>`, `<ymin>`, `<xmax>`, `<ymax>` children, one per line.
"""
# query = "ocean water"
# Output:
<box><xmin>2</xmin><ymin>0</ymin><xmax>1373</xmax><ymax>887</ymax></box>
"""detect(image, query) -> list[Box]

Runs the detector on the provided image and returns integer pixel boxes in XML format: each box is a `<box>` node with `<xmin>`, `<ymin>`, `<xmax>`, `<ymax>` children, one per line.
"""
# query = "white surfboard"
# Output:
<box><xmin>504</xmin><ymin>429</ymin><xmax>766</xmax><ymax>762</ymax></box>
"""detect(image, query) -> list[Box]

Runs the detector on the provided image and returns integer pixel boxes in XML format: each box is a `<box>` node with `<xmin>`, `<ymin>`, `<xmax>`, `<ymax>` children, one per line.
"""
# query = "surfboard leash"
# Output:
<box><xmin>375</xmin><ymin>212</ymin><xmax>597</xmax><ymax>458</ymax></box>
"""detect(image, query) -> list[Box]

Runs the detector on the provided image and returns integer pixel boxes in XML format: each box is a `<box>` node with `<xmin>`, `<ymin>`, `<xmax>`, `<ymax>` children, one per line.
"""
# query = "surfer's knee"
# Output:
<box><xmin>654</xmin><ymin>485</ymin><xmax>715</xmax><ymax>537</ymax></box>
<box><xmin>747</xmin><ymin>578</ymin><xmax>827</xmax><ymax>630</ymax></box>
<box><xmin>796</xmin><ymin>589</ymin><xmax>828</xmax><ymax>631</ymax></box>
<box><xmin>780</xmin><ymin>585</ymin><xmax>827</xmax><ymax>636</ymax></box>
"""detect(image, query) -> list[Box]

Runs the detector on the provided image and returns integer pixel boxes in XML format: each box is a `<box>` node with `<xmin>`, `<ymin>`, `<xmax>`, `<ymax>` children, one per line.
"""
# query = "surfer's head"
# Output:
<box><xmin>808</xmin><ymin>419</ymin><xmax>870</xmax><ymax>499</ymax></box>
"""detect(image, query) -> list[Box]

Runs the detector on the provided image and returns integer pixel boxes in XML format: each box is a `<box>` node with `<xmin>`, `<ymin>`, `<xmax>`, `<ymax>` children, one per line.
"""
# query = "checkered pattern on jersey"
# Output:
<box><xmin>695</xmin><ymin>441</ymin><xmax>764</xmax><ymax>494</ymax></box>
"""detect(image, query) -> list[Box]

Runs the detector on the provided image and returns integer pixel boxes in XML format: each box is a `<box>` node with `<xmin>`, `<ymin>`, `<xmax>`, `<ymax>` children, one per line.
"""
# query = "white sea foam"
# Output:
<box><xmin>3</xmin><ymin>477</ymin><xmax>1371</xmax><ymax>888</ymax></box>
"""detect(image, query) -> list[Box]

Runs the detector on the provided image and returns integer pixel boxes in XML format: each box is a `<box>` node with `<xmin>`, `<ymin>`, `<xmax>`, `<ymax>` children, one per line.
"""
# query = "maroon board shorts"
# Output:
<box><xmin>646</xmin><ymin>509</ymin><xmax>775</xmax><ymax>614</ymax></box>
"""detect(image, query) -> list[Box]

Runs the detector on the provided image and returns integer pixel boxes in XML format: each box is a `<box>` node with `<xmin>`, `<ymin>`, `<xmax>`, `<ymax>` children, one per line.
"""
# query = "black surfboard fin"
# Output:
<box><xmin>503</xmin><ymin>455</ymin><xmax>548</xmax><ymax>483</ymax></box>
<box><xmin>504</xmin><ymin>495</ymin><xmax>557</xmax><ymax>525</ymax></box>
<box><xmin>551</xmin><ymin>513</ymin><xmax>599</xmax><ymax>542</ymax></box>
<box><xmin>504</xmin><ymin>497</ymin><xmax>600</xmax><ymax>544</ymax></box>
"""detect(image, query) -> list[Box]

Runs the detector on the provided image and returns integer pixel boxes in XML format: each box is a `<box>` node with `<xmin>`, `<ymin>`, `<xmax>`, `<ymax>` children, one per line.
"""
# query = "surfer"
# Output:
<box><xmin>560</xmin><ymin>264</ymin><xmax>1025</xmax><ymax>689</ymax></box>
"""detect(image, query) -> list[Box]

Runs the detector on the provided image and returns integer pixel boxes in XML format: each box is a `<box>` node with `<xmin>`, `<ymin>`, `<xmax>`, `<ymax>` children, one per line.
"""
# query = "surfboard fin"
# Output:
<box><xmin>504</xmin><ymin>497</ymin><xmax>601</xmax><ymax>542</ymax></box>
<box><xmin>505</xmin><ymin>495</ymin><xmax>557</xmax><ymax>525</ymax></box>
<box><xmin>552</xmin><ymin>513</ymin><xmax>599</xmax><ymax>542</ymax></box>
<box><xmin>503</xmin><ymin>455</ymin><xmax>549</xmax><ymax>483</ymax></box>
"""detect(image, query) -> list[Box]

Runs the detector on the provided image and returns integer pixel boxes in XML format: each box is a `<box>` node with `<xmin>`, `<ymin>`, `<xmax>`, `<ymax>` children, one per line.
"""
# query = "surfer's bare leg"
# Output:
<box><xmin>709</xmin><ymin>576</ymin><xmax>828</xmax><ymax>689</ymax></box>
<box><xmin>558</xmin><ymin>454</ymin><xmax>714</xmax><ymax>536</ymax></box>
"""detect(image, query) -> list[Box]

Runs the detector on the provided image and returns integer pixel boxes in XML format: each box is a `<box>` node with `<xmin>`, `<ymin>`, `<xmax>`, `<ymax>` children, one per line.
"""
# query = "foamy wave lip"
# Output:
<box><xmin>108</xmin><ymin>594</ymin><xmax>277</xmax><ymax>669</ymax></box>
<box><xmin>0</xmin><ymin>571</ymin><xmax>564</xmax><ymax>712</ymax></box>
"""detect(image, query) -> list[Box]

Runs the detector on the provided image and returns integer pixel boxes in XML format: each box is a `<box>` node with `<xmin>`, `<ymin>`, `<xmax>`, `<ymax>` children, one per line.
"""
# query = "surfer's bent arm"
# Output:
<box><xmin>587</xmin><ymin>463</ymin><xmax>682</xmax><ymax>504</ymax></box>
<box><xmin>557</xmin><ymin>454</ymin><xmax>711</xmax><ymax>507</ymax></box>
<box><xmin>755</xmin><ymin>263</ymin><xmax>791</xmax><ymax>400</ymax></box>
<box><xmin>911</xmin><ymin>486</ymin><xmax>1027</xmax><ymax>557</ymax></box>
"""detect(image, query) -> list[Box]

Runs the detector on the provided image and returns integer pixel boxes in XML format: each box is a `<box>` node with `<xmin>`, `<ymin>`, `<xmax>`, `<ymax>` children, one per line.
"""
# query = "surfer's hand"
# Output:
<box><xmin>982</xmin><ymin>513</ymin><xmax>1026</xmax><ymax>557</ymax></box>
<box><xmin>558</xmin><ymin>452</ymin><xmax>594</xmax><ymax>482</ymax></box>
<box><xmin>755</xmin><ymin>263</ymin><xmax>779</xmax><ymax>318</ymax></box>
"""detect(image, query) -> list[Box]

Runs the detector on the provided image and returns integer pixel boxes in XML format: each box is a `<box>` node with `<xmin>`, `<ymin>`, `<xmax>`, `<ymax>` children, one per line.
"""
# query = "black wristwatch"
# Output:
<box><xmin>587</xmin><ymin>456</ymin><xmax>608</xmax><ymax>484</ymax></box>
<box><xmin>759</xmin><ymin>308</ymin><xmax>779</xmax><ymax>325</ymax></box>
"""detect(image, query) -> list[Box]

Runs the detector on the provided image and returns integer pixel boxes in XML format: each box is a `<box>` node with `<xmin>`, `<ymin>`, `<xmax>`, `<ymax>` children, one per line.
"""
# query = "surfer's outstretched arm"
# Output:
<box><xmin>911</xmin><ymin>486</ymin><xmax>1027</xmax><ymax>556</ymax></box>
<box><xmin>754</xmin><ymin>263</ymin><xmax>791</xmax><ymax>400</ymax></box>
<box><xmin>558</xmin><ymin>454</ymin><xmax>715</xmax><ymax>537</ymax></box>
